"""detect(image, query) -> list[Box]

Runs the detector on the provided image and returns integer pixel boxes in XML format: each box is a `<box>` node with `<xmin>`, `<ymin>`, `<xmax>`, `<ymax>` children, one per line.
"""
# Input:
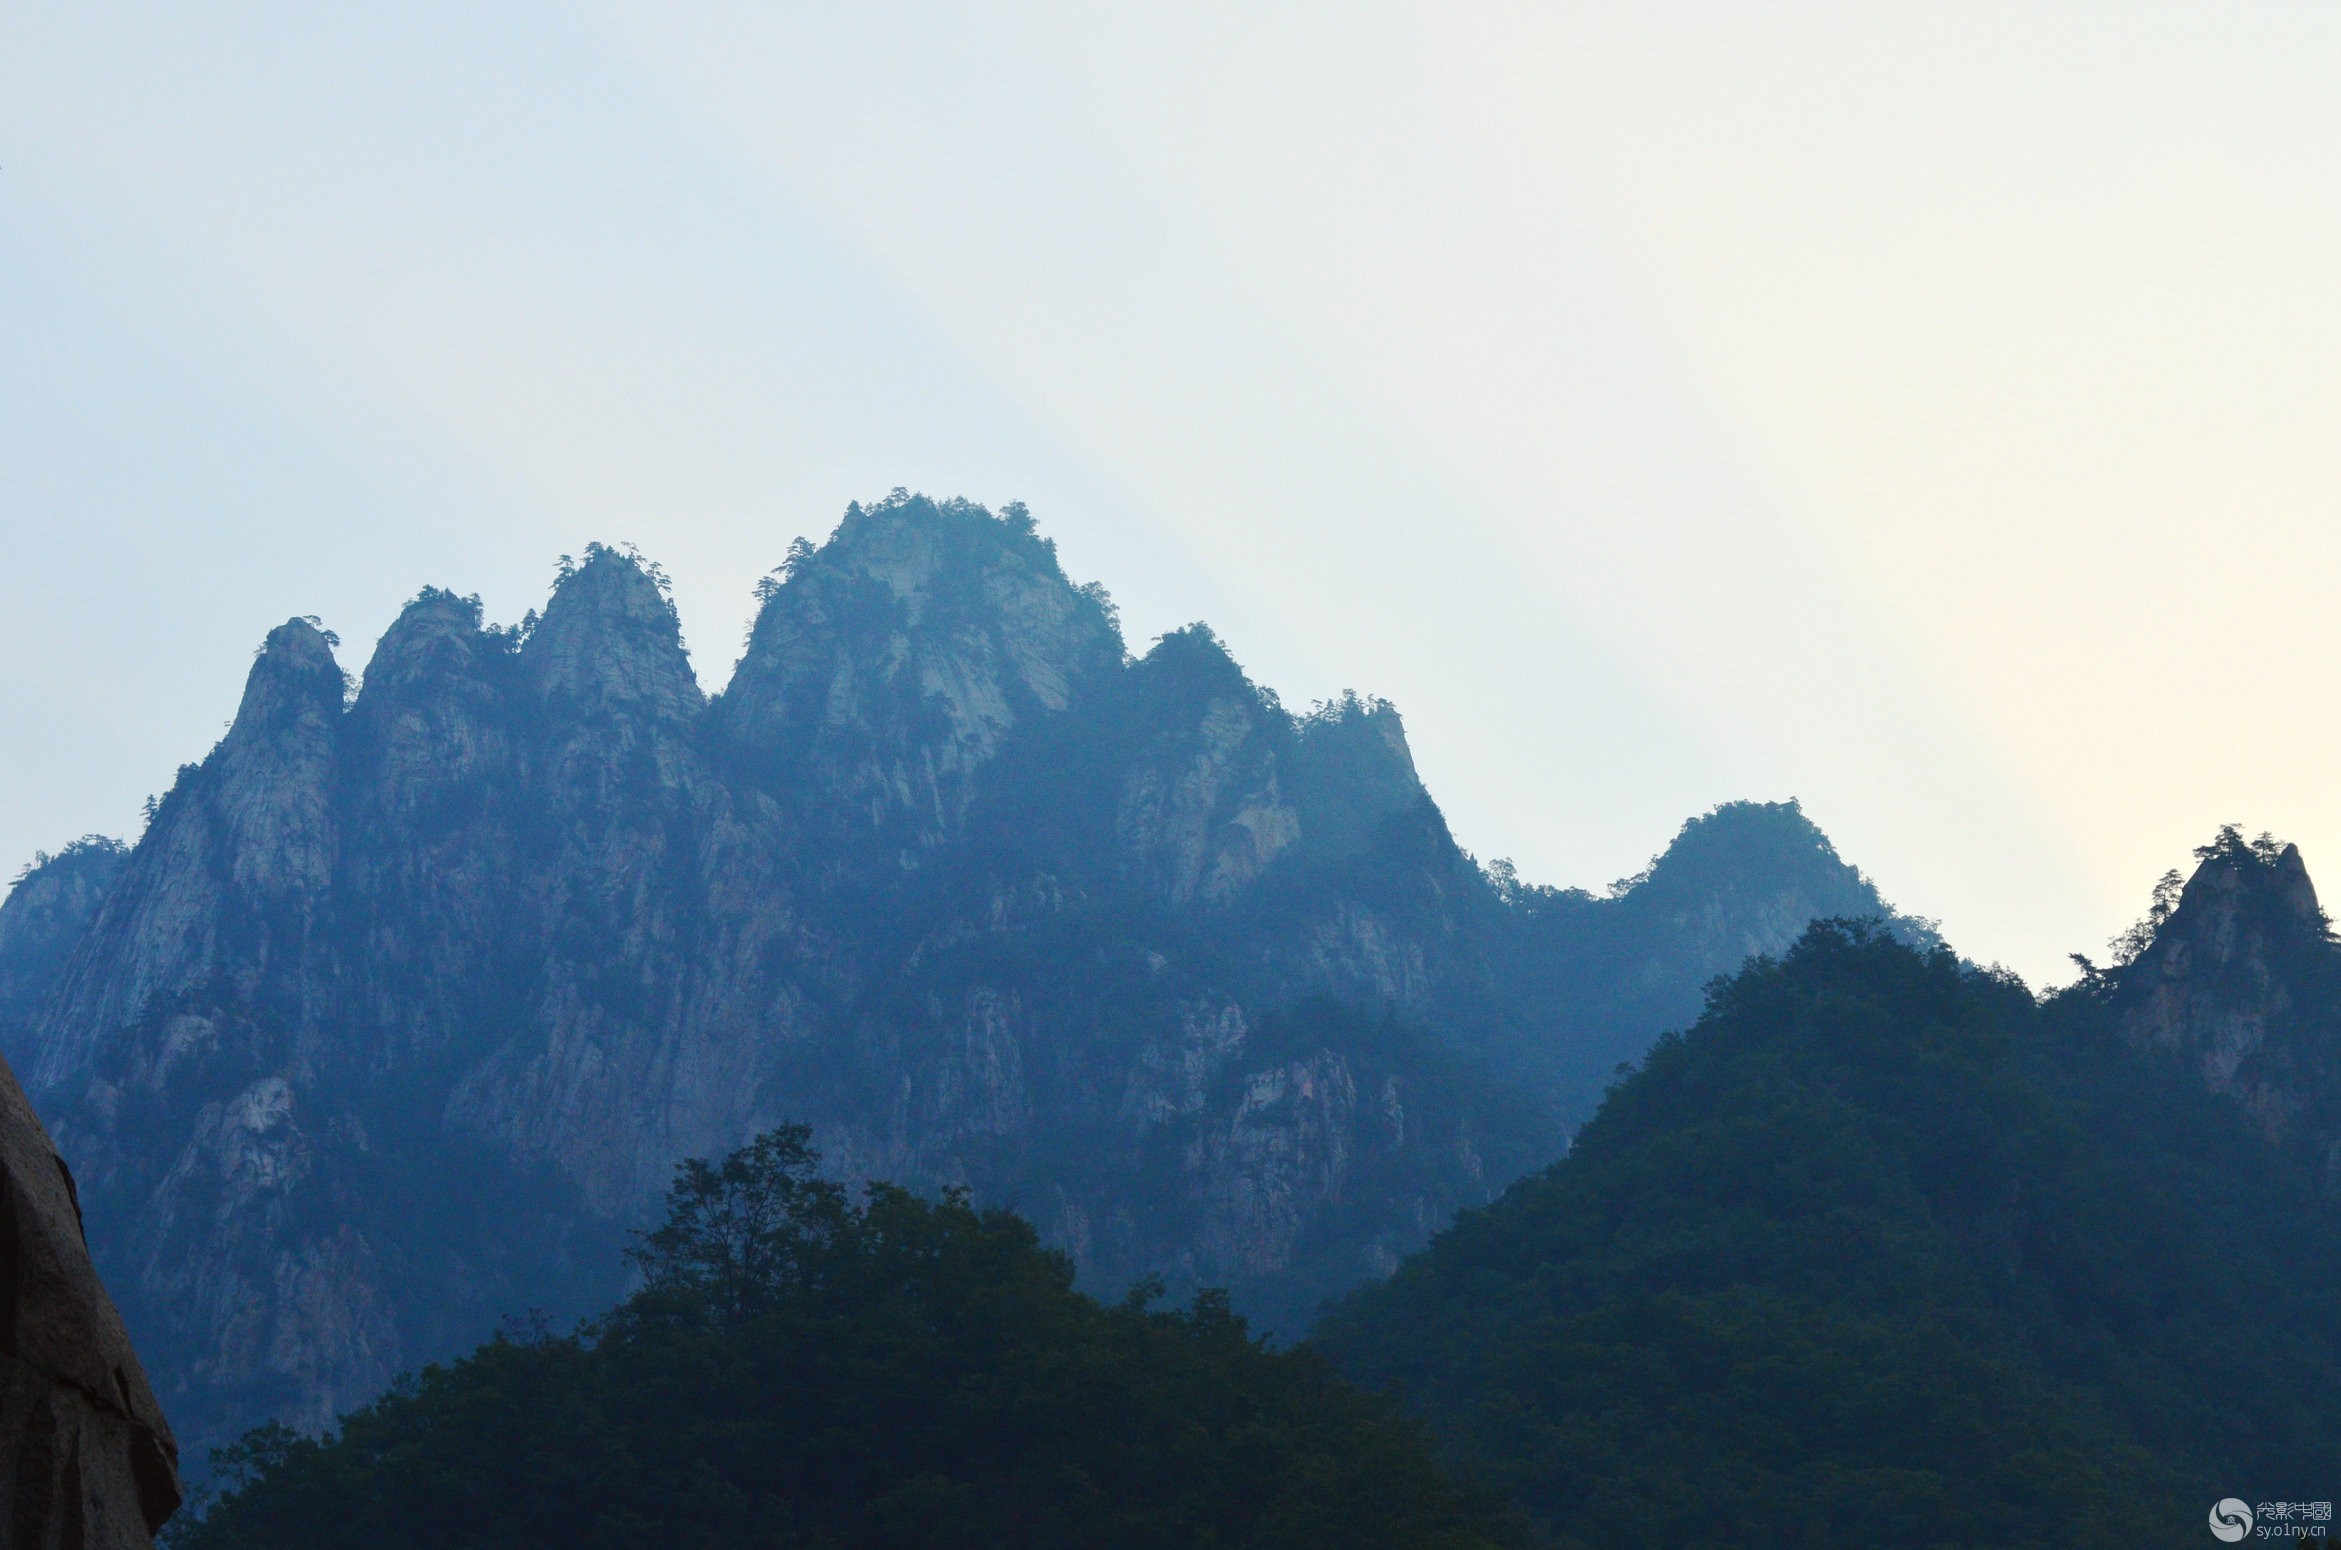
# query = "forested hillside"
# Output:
<box><xmin>1317</xmin><ymin>881</ymin><xmax>2341</xmax><ymax>1548</ymax></box>
<box><xmin>174</xmin><ymin>1129</ymin><xmax>1522</xmax><ymax>1550</ymax></box>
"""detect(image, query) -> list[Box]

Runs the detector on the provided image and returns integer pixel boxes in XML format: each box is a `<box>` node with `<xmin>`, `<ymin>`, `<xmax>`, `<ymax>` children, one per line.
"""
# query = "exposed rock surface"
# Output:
<box><xmin>1</xmin><ymin>495</ymin><xmax>1924</xmax><ymax>1448</ymax></box>
<box><xmin>0</xmin><ymin>1045</ymin><xmax>178</xmax><ymax>1548</ymax></box>
<box><xmin>2111</xmin><ymin>827</ymin><xmax>2341</xmax><ymax>1178</ymax></box>
<box><xmin>0</xmin><ymin>843</ymin><xmax>126</xmax><ymax>1078</ymax></box>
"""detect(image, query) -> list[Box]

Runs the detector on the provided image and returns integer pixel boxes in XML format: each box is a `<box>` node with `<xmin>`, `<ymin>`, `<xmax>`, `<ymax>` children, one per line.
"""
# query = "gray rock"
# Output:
<box><xmin>0</xmin><ymin>843</ymin><xmax>127</xmax><ymax>1077</ymax></box>
<box><xmin>2111</xmin><ymin>829</ymin><xmax>2341</xmax><ymax>1167</ymax></box>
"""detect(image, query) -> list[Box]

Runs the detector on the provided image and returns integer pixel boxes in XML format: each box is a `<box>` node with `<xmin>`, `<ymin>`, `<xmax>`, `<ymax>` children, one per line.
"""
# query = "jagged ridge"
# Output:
<box><xmin>1</xmin><ymin>494</ymin><xmax>1922</xmax><ymax>1447</ymax></box>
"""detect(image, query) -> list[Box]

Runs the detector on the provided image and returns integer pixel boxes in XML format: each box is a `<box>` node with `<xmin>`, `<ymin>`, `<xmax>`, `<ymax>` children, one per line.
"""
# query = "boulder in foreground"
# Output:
<box><xmin>0</xmin><ymin>1046</ymin><xmax>178</xmax><ymax>1548</ymax></box>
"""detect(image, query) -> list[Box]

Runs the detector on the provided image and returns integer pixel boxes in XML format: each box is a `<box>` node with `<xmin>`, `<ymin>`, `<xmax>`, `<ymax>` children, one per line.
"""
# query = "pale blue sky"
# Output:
<box><xmin>7</xmin><ymin>4</ymin><xmax>2340</xmax><ymax>983</ymax></box>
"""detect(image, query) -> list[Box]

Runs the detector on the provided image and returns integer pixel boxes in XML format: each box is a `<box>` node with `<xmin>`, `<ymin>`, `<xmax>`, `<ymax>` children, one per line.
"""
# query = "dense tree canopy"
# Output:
<box><xmin>174</xmin><ymin>1127</ymin><xmax>1520</xmax><ymax>1550</ymax></box>
<box><xmin>1316</xmin><ymin>921</ymin><xmax>2341</xmax><ymax>1549</ymax></box>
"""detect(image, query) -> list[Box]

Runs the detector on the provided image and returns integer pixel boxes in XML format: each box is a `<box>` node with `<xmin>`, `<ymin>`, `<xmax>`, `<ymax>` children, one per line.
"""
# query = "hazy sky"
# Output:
<box><xmin>5</xmin><ymin>4</ymin><xmax>2339</xmax><ymax>985</ymax></box>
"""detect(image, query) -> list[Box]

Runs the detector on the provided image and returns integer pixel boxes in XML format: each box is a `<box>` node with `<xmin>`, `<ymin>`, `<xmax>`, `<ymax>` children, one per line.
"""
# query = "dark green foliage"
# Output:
<box><xmin>625</xmin><ymin>1126</ymin><xmax>854</xmax><ymax>1323</ymax></box>
<box><xmin>1316</xmin><ymin>921</ymin><xmax>2341</xmax><ymax>1548</ymax></box>
<box><xmin>177</xmin><ymin>1130</ymin><xmax>1521</xmax><ymax>1550</ymax></box>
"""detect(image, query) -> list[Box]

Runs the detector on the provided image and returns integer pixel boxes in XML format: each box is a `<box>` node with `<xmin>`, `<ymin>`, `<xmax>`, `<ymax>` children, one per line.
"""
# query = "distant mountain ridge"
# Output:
<box><xmin>0</xmin><ymin>492</ymin><xmax>1925</xmax><ymax>1446</ymax></box>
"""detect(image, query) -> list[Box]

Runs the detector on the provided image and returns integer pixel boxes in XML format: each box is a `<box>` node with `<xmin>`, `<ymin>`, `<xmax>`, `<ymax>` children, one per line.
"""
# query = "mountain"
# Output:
<box><xmin>1315</xmin><ymin>856</ymin><xmax>2341</xmax><ymax>1548</ymax></box>
<box><xmin>0</xmin><ymin>492</ymin><xmax>1922</xmax><ymax>1448</ymax></box>
<box><xmin>173</xmin><ymin>1126</ymin><xmax>1525</xmax><ymax>1550</ymax></box>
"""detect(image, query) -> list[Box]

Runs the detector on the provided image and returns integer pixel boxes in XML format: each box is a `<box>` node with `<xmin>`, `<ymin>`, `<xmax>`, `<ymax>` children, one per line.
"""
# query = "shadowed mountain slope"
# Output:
<box><xmin>2</xmin><ymin>494</ymin><xmax>1922</xmax><ymax>1447</ymax></box>
<box><xmin>1318</xmin><ymin>848</ymin><xmax>2341</xmax><ymax>1548</ymax></box>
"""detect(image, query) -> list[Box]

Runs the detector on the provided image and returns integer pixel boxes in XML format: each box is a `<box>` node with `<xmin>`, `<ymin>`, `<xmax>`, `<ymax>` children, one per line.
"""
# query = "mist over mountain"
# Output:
<box><xmin>0</xmin><ymin>493</ymin><xmax>1923</xmax><ymax>1450</ymax></box>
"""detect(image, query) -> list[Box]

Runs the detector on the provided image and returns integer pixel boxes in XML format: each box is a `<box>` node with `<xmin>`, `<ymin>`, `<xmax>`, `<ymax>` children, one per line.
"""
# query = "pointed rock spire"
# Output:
<box><xmin>523</xmin><ymin>547</ymin><xmax>701</xmax><ymax>721</ymax></box>
<box><xmin>356</xmin><ymin>588</ymin><xmax>492</xmax><ymax>698</ymax></box>
<box><xmin>2112</xmin><ymin>829</ymin><xmax>2341</xmax><ymax>1149</ymax></box>
<box><xmin>224</xmin><ymin>618</ymin><xmax>343</xmax><ymax>745</ymax></box>
<box><xmin>345</xmin><ymin>589</ymin><xmax>514</xmax><ymax>818</ymax></box>
<box><xmin>211</xmin><ymin>619</ymin><xmax>344</xmax><ymax>897</ymax></box>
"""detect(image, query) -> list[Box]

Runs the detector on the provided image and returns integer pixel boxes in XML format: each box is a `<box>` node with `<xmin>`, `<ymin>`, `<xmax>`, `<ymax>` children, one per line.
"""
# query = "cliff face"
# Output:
<box><xmin>0</xmin><ymin>1045</ymin><xmax>179</xmax><ymax>1549</ymax></box>
<box><xmin>0</xmin><ymin>841</ymin><xmax>126</xmax><ymax>1077</ymax></box>
<box><xmin>6</xmin><ymin>495</ymin><xmax>1922</xmax><ymax>1447</ymax></box>
<box><xmin>2111</xmin><ymin>829</ymin><xmax>2341</xmax><ymax>1179</ymax></box>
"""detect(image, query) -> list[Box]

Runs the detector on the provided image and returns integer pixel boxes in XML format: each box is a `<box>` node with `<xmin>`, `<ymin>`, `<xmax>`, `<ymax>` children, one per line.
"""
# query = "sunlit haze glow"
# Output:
<box><xmin>6</xmin><ymin>4</ymin><xmax>2339</xmax><ymax>987</ymax></box>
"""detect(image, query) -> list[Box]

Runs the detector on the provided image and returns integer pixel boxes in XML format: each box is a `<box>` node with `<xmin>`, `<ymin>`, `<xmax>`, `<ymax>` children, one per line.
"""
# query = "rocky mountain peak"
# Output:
<box><xmin>1100</xmin><ymin>627</ymin><xmax>1297</xmax><ymax>904</ymax></box>
<box><xmin>1130</xmin><ymin>623</ymin><xmax>1248</xmax><ymax>695</ymax></box>
<box><xmin>800</xmin><ymin>494</ymin><xmax>1112</xmax><ymax>645</ymax></box>
<box><xmin>1628</xmin><ymin>800</ymin><xmax>1853</xmax><ymax>902</ymax></box>
<box><xmin>1605</xmin><ymin>799</ymin><xmax>1930</xmax><ymax>964</ymax></box>
<box><xmin>1285</xmin><ymin>692</ymin><xmax>1429</xmax><ymax>864</ymax></box>
<box><xmin>21</xmin><ymin>623</ymin><xmax>342</xmax><ymax>1093</ymax></box>
<box><xmin>1299</xmin><ymin>693</ymin><xmax>1416</xmax><ymax>780</ymax></box>
<box><xmin>2173</xmin><ymin>830</ymin><xmax>2327</xmax><ymax>936</ymax></box>
<box><xmin>524</xmin><ymin>546</ymin><xmax>701</xmax><ymax>721</ymax></box>
<box><xmin>715</xmin><ymin>493</ymin><xmax>1123</xmax><ymax>846</ymax></box>
<box><xmin>224</xmin><ymin>619</ymin><xmax>344</xmax><ymax>743</ymax></box>
<box><xmin>208</xmin><ymin>619</ymin><xmax>345</xmax><ymax>900</ymax></box>
<box><xmin>343</xmin><ymin>590</ymin><xmax>514</xmax><ymax>825</ymax></box>
<box><xmin>1476</xmin><ymin>800</ymin><xmax>1939</xmax><ymax>1111</ymax></box>
<box><xmin>818</xmin><ymin>496</ymin><xmax>998</xmax><ymax>614</ymax></box>
<box><xmin>357</xmin><ymin>588</ymin><xmax>493</xmax><ymax>698</ymax></box>
<box><xmin>2112</xmin><ymin>828</ymin><xmax>2341</xmax><ymax>1149</ymax></box>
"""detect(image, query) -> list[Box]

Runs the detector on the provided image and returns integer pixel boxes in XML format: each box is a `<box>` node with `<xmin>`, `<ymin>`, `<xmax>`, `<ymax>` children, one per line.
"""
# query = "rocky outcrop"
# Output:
<box><xmin>2111</xmin><ymin>828</ymin><xmax>2341</xmax><ymax>1172</ymax></box>
<box><xmin>7</xmin><ymin>493</ymin><xmax>1924</xmax><ymax>1448</ymax></box>
<box><xmin>713</xmin><ymin>498</ymin><xmax>1122</xmax><ymax>856</ymax></box>
<box><xmin>29</xmin><ymin>620</ymin><xmax>343</xmax><ymax>1099</ymax></box>
<box><xmin>0</xmin><ymin>843</ymin><xmax>126</xmax><ymax>1077</ymax></box>
<box><xmin>0</xmin><ymin>1047</ymin><xmax>178</xmax><ymax>1548</ymax></box>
